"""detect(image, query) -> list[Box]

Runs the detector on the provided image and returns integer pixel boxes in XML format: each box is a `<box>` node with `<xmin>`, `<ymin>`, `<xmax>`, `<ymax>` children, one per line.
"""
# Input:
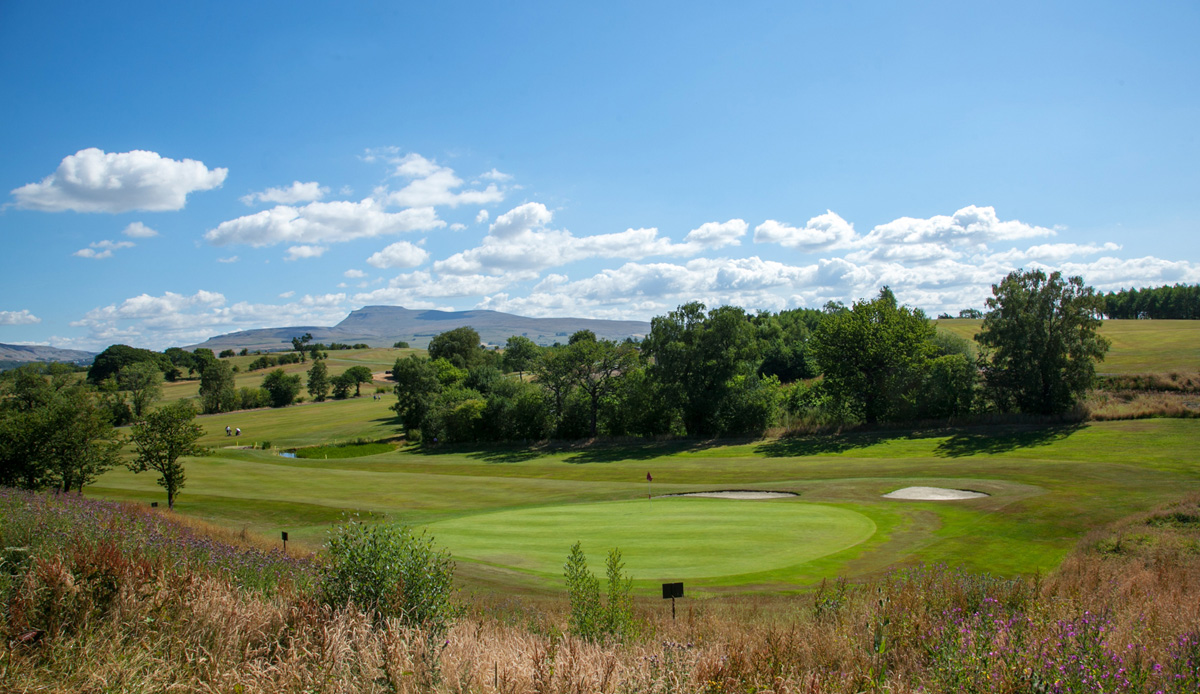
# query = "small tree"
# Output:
<box><xmin>307</xmin><ymin>360</ymin><xmax>330</xmax><ymax>402</ymax></box>
<box><xmin>198</xmin><ymin>360</ymin><xmax>238</xmax><ymax>414</ymax></box>
<box><xmin>331</xmin><ymin>372</ymin><xmax>354</xmax><ymax>400</ymax></box>
<box><xmin>128</xmin><ymin>401</ymin><xmax>207</xmax><ymax>510</ymax></box>
<box><xmin>563</xmin><ymin>542</ymin><xmax>638</xmax><ymax>643</ymax></box>
<box><xmin>343</xmin><ymin>365</ymin><xmax>374</xmax><ymax>396</ymax></box>
<box><xmin>118</xmin><ymin>361</ymin><xmax>163</xmax><ymax>419</ymax></box>
<box><xmin>320</xmin><ymin>521</ymin><xmax>456</xmax><ymax>633</ymax></box>
<box><xmin>262</xmin><ymin>369</ymin><xmax>302</xmax><ymax>407</ymax></box>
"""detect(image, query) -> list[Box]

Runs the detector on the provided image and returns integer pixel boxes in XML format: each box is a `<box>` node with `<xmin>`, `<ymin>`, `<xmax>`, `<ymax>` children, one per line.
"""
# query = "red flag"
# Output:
<box><xmin>646</xmin><ymin>472</ymin><xmax>652</xmax><ymax>482</ymax></box>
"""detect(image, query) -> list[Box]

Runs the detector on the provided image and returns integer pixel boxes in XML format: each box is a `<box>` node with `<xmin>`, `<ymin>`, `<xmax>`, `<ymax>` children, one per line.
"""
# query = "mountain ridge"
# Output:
<box><xmin>188</xmin><ymin>305</ymin><xmax>652</xmax><ymax>351</ymax></box>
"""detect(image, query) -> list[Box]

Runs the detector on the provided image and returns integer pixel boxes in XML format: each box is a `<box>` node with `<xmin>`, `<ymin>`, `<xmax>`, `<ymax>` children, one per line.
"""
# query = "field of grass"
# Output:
<box><xmin>91</xmin><ymin>388</ymin><xmax>1200</xmax><ymax>594</ymax></box>
<box><xmin>934</xmin><ymin>318</ymin><xmax>1200</xmax><ymax>373</ymax></box>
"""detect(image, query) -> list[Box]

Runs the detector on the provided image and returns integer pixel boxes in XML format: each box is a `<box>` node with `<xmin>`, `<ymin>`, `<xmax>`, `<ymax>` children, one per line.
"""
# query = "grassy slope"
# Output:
<box><xmin>934</xmin><ymin>318</ymin><xmax>1200</xmax><ymax>373</ymax></box>
<box><xmin>91</xmin><ymin>391</ymin><xmax>1200</xmax><ymax>593</ymax></box>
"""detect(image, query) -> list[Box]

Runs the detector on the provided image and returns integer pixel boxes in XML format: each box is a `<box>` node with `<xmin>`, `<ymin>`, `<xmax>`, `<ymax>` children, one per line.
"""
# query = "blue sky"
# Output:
<box><xmin>2</xmin><ymin>1</ymin><xmax>1198</xmax><ymax>350</ymax></box>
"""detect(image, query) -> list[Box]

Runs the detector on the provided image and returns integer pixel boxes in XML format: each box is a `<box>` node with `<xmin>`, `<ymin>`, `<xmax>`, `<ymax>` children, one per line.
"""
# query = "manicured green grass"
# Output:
<box><xmin>294</xmin><ymin>441</ymin><xmax>397</xmax><ymax>459</ymax></box>
<box><xmin>91</xmin><ymin>418</ymin><xmax>1200</xmax><ymax>593</ymax></box>
<box><xmin>428</xmin><ymin>497</ymin><xmax>875</xmax><ymax>584</ymax></box>
<box><xmin>934</xmin><ymin>318</ymin><xmax>1200</xmax><ymax>374</ymax></box>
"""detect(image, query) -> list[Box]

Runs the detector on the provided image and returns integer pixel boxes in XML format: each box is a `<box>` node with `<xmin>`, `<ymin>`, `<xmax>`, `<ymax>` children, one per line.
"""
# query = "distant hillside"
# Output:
<box><xmin>188</xmin><ymin>305</ymin><xmax>652</xmax><ymax>351</ymax></box>
<box><xmin>0</xmin><ymin>343</ymin><xmax>96</xmax><ymax>367</ymax></box>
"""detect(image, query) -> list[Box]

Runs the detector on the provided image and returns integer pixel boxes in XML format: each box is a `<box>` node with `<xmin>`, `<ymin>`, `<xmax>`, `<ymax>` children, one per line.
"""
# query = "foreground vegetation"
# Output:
<box><xmin>3</xmin><ymin>488</ymin><xmax>1199</xmax><ymax>692</ymax></box>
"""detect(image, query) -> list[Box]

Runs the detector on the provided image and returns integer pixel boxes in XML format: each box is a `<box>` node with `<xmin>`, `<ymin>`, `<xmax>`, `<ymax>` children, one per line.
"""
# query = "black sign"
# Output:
<box><xmin>150</xmin><ymin>502</ymin><xmax>158</xmax><ymax>508</ymax></box>
<box><xmin>281</xmin><ymin>531</ymin><xmax>289</xmax><ymax>542</ymax></box>
<box><xmin>662</xmin><ymin>582</ymin><xmax>683</xmax><ymax>599</ymax></box>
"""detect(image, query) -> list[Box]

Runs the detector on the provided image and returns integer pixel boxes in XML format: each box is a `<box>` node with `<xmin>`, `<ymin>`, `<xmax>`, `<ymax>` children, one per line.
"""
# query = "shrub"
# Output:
<box><xmin>564</xmin><ymin>541</ymin><xmax>638</xmax><ymax>643</ymax></box>
<box><xmin>320</xmin><ymin>520</ymin><xmax>456</xmax><ymax>634</ymax></box>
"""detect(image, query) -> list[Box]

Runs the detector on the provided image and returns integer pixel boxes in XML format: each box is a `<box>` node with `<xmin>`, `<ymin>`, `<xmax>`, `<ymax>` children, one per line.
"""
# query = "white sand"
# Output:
<box><xmin>662</xmin><ymin>491</ymin><xmax>798</xmax><ymax>500</ymax></box>
<box><xmin>883</xmin><ymin>486</ymin><xmax>988</xmax><ymax>500</ymax></box>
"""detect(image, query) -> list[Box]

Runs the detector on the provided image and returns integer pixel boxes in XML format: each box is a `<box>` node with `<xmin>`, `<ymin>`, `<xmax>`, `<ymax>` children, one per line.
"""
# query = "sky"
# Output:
<box><xmin>1</xmin><ymin>1</ymin><xmax>1198</xmax><ymax>351</ymax></box>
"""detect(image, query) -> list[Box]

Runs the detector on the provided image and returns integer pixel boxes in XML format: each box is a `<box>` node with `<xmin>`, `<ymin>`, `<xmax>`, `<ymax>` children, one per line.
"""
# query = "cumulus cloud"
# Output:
<box><xmin>0</xmin><ymin>310</ymin><xmax>41</xmax><ymax>325</ymax></box>
<box><xmin>72</xmin><ymin>289</ymin><xmax>351</xmax><ymax>350</ymax></box>
<box><xmin>380</xmin><ymin>153</ymin><xmax>505</xmax><ymax>208</ymax></box>
<box><xmin>11</xmin><ymin>148</ymin><xmax>227</xmax><ymax>213</ymax></box>
<box><xmin>754</xmin><ymin>211</ymin><xmax>858</xmax><ymax>251</ymax></box>
<box><xmin>73</xmin><ymin>239</ymin><xmax>135</xmax><ymax>259</ymax></box>
<box><xmin>285</xmin><ymin>245</ymin><xmax>328</xmax><ymax>261</ymax></box>
<box><xmin>205</xmin><ymin>199</ymin><xmax>444</xmax><ymax>247</ymax></box>
<box><xmin>344</xmin><ymin>269</ymin><xmax>367</xmax><ymax>279</ymax></box>
<box><xmin>366</xmin><ymin>241</ymin><xmax>430</xmax><ymax>269</ymax></box>
<box><xmin>859</xmin><ymin>205</ymin><xmax>1054</xmax><ymax>249</ymax></box>
<box><xmin>434</xmin><ymin>203</ymin><xmax>731</xmax><ymax>276</ymax></box>
<box><xmin>279</xmin><ymin>291</ymin><xmax>295</xmax><ymax>298</ymax></box>
<box><xmin>449</xmin><ymin>223</ymin><xmax>467</xmax><ymax>231</ymax></box>
<box><xmin>476</xmin><ymin>209</ymin><xmax>489</xmax><ymax>224</ymax></box>
<box><xmin>480</xmin><ymin>169</ymin><xmax>513</xmax><ymax>182</ymax></box>
<box><xmin>241</xmin><ymin>181</ymin><xmax>329</xmax><ymax>206</ymax></box>
<box><xmin>122</xmin><ymin>222</ymin><xmax>158</xmax><ymax>238</ymax></box>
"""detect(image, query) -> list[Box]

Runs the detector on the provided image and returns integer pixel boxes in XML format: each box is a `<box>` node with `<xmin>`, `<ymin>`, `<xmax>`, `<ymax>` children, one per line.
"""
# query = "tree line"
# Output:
<box><xmin>393</xmin><ymin>269</ymin><xmax>1111</xmax><ymax>444</ymax></box>
<box><xmin>1102</xmin><ymin>283</ymin><xmax>1200</xmax><ymax>320</ymax></box>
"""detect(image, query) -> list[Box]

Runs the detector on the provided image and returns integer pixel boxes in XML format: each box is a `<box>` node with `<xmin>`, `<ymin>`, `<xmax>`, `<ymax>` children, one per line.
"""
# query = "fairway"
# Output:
<box><xmin>428</xmin><ymin>497</ymin><xmax>876</xmax><ymax>582</ymax></box>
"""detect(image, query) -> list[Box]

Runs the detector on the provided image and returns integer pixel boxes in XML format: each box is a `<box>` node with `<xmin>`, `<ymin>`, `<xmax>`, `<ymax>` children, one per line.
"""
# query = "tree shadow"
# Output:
<box><xmin>755</xmin><ymin>429</ymin><xmax>917</xmax><ymax>457</ymax></box>
<box><xmin>560</xmin><ymin>439</ymin><xmax>727</xmax><ymax>465</ymax></box>
<box><xmin>933</xmin><ymin>422</ymin><xmax>1086</xmax><ymax>458</ymax></box>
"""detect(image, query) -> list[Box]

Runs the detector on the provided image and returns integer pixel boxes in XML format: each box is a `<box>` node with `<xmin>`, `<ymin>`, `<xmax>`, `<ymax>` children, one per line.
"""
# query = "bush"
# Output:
<box><xmin>320</xmin><ymin>520</ymin><xmax>456</xmax><ymax>634</ymax></box>
<box><xmin>564</xmin><ymin>541</ymin><xmax>638</xmax><ymax>643</ymax></box>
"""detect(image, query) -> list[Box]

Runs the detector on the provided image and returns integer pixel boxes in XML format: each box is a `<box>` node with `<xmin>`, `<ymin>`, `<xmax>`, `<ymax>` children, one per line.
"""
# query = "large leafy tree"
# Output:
<box><xmin>810</xmin><ymin>287</ymin><xmax>936</xmax><ymax>424</ymax></box>
<box><xmin>977</xmin><ymin>269</ymin><xmax>1110</xmax><ymax>415</ymax></box>
<box><xmin>307</xmin><ymin>360</ymin><xmax>330</xmax><ymax>402</ymax></box>
<box><xmin>261</xmin><ymin>368</ymin><xmax>302</xmax><ymax>407</ymax></box>
<box><xmin>560</xmin><ymin>331</ymin><xmax>639</xmax><ymax>438</ymax></box>
<box><xmin>642</xmin><ymin>302</ymin><xmax>760</xmax><ymax>436</ymax></box>
<box><xmin>128</xmin><ymin>401</ymin><xmax>207</xmax><ymax>509</ymax></box>
<box><xmin>118</xmin><ymin>361</ymin><xmax>163</xmax><ymax>419</ymax></box>
<box><xmin>391</xmin><ymin>356</ymin><xmax>441</xmax><ymax>435</ymax></box>
<box><xmin>343</xmin><ymin>365</ymin><xmax>375</xmax><ymax>396</ymax></box>
<box><xmin>87</xmin><ymin>344</ymin><xmax>169</xmax><ymax>384</ymax></box>
<box><xmin>502</xmin><ymin>335</ymin><xmax>541</xmax><ymax>381</ymax></box>
<box><xmin>427</xmin><ymin>326</ymin><xmax>482</xmax><ymax>369</ymax></box>
<box><xmin>198</xmin><ymin>359</ymin><xmax>238</xmax><ymax>414</ymax></box>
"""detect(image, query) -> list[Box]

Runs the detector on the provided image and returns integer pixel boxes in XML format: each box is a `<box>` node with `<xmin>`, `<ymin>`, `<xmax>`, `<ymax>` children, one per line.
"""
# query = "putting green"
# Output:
<box><xmin>427</xmin><ymin>497</ymin><xmax>876</xmax><ymax>581</ymax></box>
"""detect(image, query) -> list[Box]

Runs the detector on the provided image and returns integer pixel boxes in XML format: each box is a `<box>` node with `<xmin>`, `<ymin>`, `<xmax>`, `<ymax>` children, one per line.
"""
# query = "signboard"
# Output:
<box><xmin>662</xmin><ymin>582</ymin><xmax>683</xmax><ymax>599</ymax></box>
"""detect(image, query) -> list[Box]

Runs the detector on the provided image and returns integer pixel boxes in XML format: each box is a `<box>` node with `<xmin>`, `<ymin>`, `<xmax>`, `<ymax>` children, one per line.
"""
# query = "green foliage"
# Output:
<box><xmin>1104</xmin><ymin>282</ymin><xmax>1200</xmax><ymax>319</ymax></box>
<box><xmin>261</xmin><ymin>369</ymin><xmax>302</xmax><ymax>408</ymax></box>
<box><xmin>238</xmin><ymin>386</ymin><xmax>270</xmax><ymax>410</ymax></box>
<box><xmin>392</xmin><ymin>340</ymin><xmax>410</xmax><ymax>349</ymax></box>
<box><xmin>978</xmin><ymin>269</ymin><xmax>1110</xmax><ymax>415</ymax></box>
<box><xmin>198</xmin><ymin>359</ymin><xmax>238</xmax><ymax>414</ymax></box>
<box><xmin>87</xmin><ymin>344</ymin><xmax>169</xmax><ymax>384</ymax></box>
<box><xmin>392</xmin><ymin>356</ymin><xmax>441</xmax><ymax>434</ymax></box>
<box><xmin>218</xmin><ymin>349</ymin><xmax>236</xmax><ymax>358</ymax></box>
<box><xmin>428</xmin><ymin>326</ymin><xmax>482</xmax><ymax>369</ymax></box>
<box><xmin>307</xmin><ymin>360</ymin><xmax>330</xmax><ymax>402</ymax></box>
<box><xmin>502</xmin><ymin>335</ymin><xmax>541</xmax><ymax>378</ymax></box>
<box><xmin>118</xmin><ymin>361</ymin><xmax>163</xmax><ymax>419</ymax></box>
<box><xmin>127</xmin><ymin>401</ymin><xmax>207</xmax><ymax>509</ymax></box>
<box><xmin>343</xmin><ymin>365</ymin><xmax>374</xmax><ymax>396</ymax></box>
<box><xmin>563</xmin><ymin>542</ymin><xmax>638</xmax><ymax>643</ymax></box>
<box><xmin>320</xmin><ymin>520</ymin><xmax>455</xmax><ymax>633</ymax></box>
<box><xmin>920</xmin><ymin>354</ymin><xmax>977</xmax><ymax>419</ymax></box>
<box><xmin>811</xmin><ymin>287</ymin><xmax>936</xmax><ymax>424</ymax></box>
<box><xmin>331</xmin><ymin>372</ymin><xmax>354</xmax><ymax>400</ymax></box>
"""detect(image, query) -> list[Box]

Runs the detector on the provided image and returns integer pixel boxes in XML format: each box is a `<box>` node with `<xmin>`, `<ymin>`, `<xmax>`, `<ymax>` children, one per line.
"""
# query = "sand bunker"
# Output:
<box><xmin>883</xmin><ymin>486</ymin><xmax>988</xmax><ymax>500</ymax></box>
<box><xmin>662</xmin><ymin>491</ymin><xmax>799</xmax><ymax>500</ymax></box>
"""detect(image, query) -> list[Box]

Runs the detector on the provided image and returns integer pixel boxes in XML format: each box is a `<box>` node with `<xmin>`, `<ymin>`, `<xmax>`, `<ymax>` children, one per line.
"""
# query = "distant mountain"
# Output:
<box><xmin>0</xmin><ymin>343</ymin><xmax>96</xmax><ymax>366</ymax></box>
<box><xmin>188</xmin><ymin>305</ymin><xmax>652</xmax><ymax>351</ymax></box>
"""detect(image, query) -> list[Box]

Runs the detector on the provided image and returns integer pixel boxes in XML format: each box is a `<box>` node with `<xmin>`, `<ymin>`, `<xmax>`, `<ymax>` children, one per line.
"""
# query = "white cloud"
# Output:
<box><xmin>279</xmin><ymin>291</ymin><xmax>296</xmax><ymax>298</ymax></box>
<box><xmin>480</xmin><ymin>168</ymin><xmax>513</xmax><ymax>182</ymax></box>
<box><xmin>217</xmin><ymin>256</ymin><xmax>239</xmax><ymax>263</ymax></box>
<box><xmin>989</xmin><ymin>242</ymin><xmax>1122</xmax><ymax>265</ymax></box>
<box><xmin>71</xmin><ymin>289</ymin><xmax>352</xmax><ymax>350</ymax></box>
<box><xmin>859</xmin><ymin>205</ymin><xmax>1054</xmax><ymax>249</ymax></box>
<box><xmin>285</xmin><ymin>245</ymin><xmax>328</xmax><ymax>261</ymax></box>
<box><xmin>450</xmin><ymin>223</ymin><xmax>467</xmax><ymax>231</ymax></box>
<box><xmin>205</xmin><ymin>199</ymin><xmax>444</xmax><ymax>248</ymax></box>
<box><xmin>476</xmin><ymin>209</ymin><xmax>490</xmax><ymax>224</ymax></box>
<box><xmin>754</xmin><ymin>211</ymin><xmax>858</xmax><ymax>251</ymax></box>
<box><xmin>0</xmin><ymin>310</ymin><xmax>41</xmax><ymax>325</ymax></box>
<box><xmin>366</xmin><ymin>241</ymin><xmax>430</xmax><ymax>269</ymax></box>
<box><xmin>434</xmin><ymin>202</ymin><xmax>726</xmax><ymax>276</ymax></box>
<box><xmin>241</xmin><ymin>181</ymin><xmax>329</xmax><ymax>206</ymax></box>
<box><xmin>73</xmin><ymin>239</ymin><xmax>135</xmax><ymax>259</ymax></box>
<box><xmin>380</xmin><ymin>154</ymin><xmax>505</xmax><ymax>208</ymax></box>
<box><xmin>122</xmin><ymin>222</ymin><xmax>158</xmax><ymax>238</ymax></box>
<box><xmin>344</xmin><ymin>269</ymin><xmax>367</xmax><ymax>278</ymax></box>
<box><xmin>11</xmin><ymin>148</ymin><xmax>227</xmax><ymax>213</ymax></box>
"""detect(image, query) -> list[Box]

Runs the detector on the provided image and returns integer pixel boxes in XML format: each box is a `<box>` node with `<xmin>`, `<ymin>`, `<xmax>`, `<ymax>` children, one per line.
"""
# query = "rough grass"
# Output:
<box><xmin>5</xmin><ymin>490</ymin><xmax>1200</xmax><ymax>693</ymax></box>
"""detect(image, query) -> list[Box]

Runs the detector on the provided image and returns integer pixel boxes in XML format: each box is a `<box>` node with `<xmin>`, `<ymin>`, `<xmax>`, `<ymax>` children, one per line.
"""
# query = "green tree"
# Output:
<box><xmin>331</xmin><ymin>372</ymin><xmax>354</xmax><ymax>400</ymax></box>
<box><xmin>343</xmin><ymin>365</ymin><xmax>374</xmax><ymax>396</ymax></box>
<box><xmin>291</xmin><ymin>332</ymin><xmax>313</xmax><ymax>363</ymax></box>
<box><xmin>563</xmin><ymin>542</ymin><xmax>638</xmax><ymax>643</ymax></box>
<box><xmin>977</xmin><ymin>269</ymin><xmax>1110</xmax><ymax>415</ymax></box>
<box><xmin>307</xmin><ymin>360</ymin><xmax>330</xmax><ymax>402</ymax></box>
<box><xmin>261</xmin><ymin>368</ymin><xmax>302</xmax><ymax>407</ymax></box>
<box><xmin>87</xmin><ymin>344</ymin><xmax>169</xmax><ymax>384</ymax></box>
<box><xmin>118</xmin><ymin>361</ymin><xmax>163</xmax><ymax>419</ymax></box>
<box><xmin>321</xmin><ymin>521</ymin><xmax>456</xmax><ymax>633</ymax></box>
<box><xmin>502</xmin><ymin>335</ymin><xmax>540</xmax><ymax>381</ymax></box>
<box><xmin>427</xmin><ymin>326</ymin><xmax>482</xmax><ymax>369</ymax></box>
<box><xmin>642</xmin><ymin>303</ymin><xmax>760</xmax><ymax>436</ymax></box>
<box><xmin>198</xmin><ymin>359</ymin><xmax>238</xmax><ymax>414</ymax></box>
<box><xmin>810</xmin><ymin>287</ymin><xmax>936</xmax><ymax>424</ymax></box>
<box><xmin>561</xmin><ymin>331</ymin><xmax>639</xmax><ymax>438</ymax></box>
<box><xmin>128</xmin><ymin>401</ymin><xmax>207</xmax><ymax>509</ymax></box>
<box><xmin>391</xmin><ymin>356</ymin><xmax>441</xmax><ymax>435</ymax></box>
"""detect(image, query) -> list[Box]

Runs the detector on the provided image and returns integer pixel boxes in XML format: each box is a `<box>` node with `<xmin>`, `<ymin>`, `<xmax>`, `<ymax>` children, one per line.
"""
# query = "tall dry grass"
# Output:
<box><xmin>4</xmin><ymin>491</ymin><xmax>1200</xmax><ymax>692</ymax></box>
